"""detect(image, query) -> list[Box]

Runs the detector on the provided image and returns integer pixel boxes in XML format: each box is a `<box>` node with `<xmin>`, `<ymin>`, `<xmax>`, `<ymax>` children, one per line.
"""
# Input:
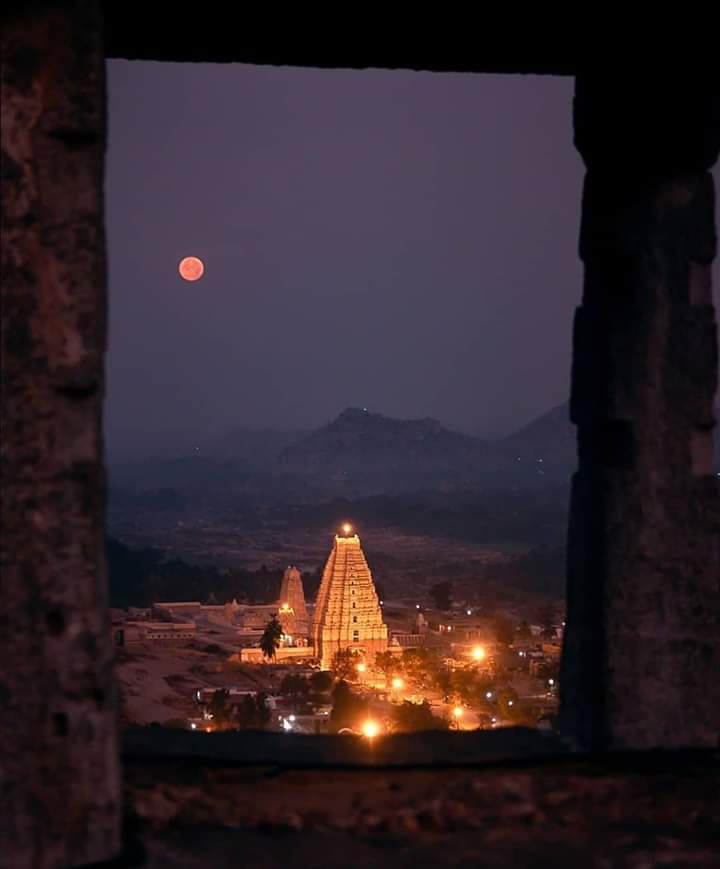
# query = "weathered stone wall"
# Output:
<box><xmin>1</xmin><ymin>3</ymin><xmax>121</xmax><ymax>866</ymax></box>
<box><xmin>560</xmin><ymin>73</ymin><xmax>720</xmax><ymax>750</ymax></box>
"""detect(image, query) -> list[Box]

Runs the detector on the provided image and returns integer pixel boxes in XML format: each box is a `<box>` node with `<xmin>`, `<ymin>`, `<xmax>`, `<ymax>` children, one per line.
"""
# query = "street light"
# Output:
<box><xmin>362</xmin><ymin>720</ymin><xmax>380</xmax><ymax>739</ymax></box>
<box><xmin>452</xmin><ymin>706</ymin><xmax>464</xmax><ymax>729</ymax></box>
<box><xmin>472</xmin><ymin>646</ymin><xmax>486</xmax><ymax>662</ymax></box>
<box><xmin>356</xmin><ymin>662</ymin><xmax>366</xmax><ymax>674</ymax></box>
<box><xmin>391</xmin><ymin>677</ymin><xmax>404</xmax><ymax>690</ymax></box>
<box><xmin>486</xmin><ymin>691</ymin><xmax>493</xmax><ymax>700</ymax></box>
<box><xmin>548</xmin><ymin>678</ymin><xmax>555</xmax><ymax>686</ymax></box>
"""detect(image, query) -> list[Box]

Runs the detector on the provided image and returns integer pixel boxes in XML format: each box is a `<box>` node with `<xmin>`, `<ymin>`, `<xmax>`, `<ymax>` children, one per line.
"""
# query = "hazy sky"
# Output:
<box><xmin>105</xmin><ymin>63</ymin><xmax>718</xmax><ymax>459</ymax></box>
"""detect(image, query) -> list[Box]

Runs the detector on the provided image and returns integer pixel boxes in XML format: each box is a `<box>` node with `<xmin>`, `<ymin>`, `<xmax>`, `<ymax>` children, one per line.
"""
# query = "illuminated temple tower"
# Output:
<box><xmin>311</xmin><ymin>525</ymin><xmax>388</xmax><ymax>669</ymax></box>
<box><xmin>276</xmin><ymin>565</ymin><xmax>309</xmax><ymax>638</ymax></box>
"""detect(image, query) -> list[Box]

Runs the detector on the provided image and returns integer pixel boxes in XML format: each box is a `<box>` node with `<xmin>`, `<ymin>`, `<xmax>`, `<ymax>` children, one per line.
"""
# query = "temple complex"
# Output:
<box><xmin>311</xmin><ymin>525</ymin><xmax>388</xmax><ymax>669</ymax></box>
<box><xmin>276</xmin><ymin>565</ymin><xmax>309</xmax><ymax>639</ymax></box>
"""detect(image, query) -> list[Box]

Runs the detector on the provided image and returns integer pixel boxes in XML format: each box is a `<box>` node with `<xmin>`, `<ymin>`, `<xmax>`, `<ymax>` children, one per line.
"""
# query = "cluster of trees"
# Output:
<box><xmin>374</xmin><ymin>647</ymin><xmax>443</xmax><ymax>692</ymax></box>
<box><xmin>391</xmin><ymin>700</ymin><xmax>446</xmax><ymax>732</ymax></box>
<box><xmin>275</xmin><ymin>672</ymin><xmax>333</xmax><ymax>714</ymax></box>
<box><xmin>330</xmin><ymin>680</ymin><xmax>447</xmax><ymax>733</ymax></box>
<box><xmin>330</xmin><ymin>648</ymin><xmax>361</xmax><ymax>681</ymax></box>
<box><xmin>107</xmin><ymin>537</ymin><xmax>323</xmax><ymax>609</ymax></box>
<box><xmin>206</xmin><ymin>689</ymin><xmax>271</xmax><ymax>731</ymax></box>
<box><xmin>330</xmin><ymin>680</ymin><xmax>370</xmax><ymax>732</ymax></box>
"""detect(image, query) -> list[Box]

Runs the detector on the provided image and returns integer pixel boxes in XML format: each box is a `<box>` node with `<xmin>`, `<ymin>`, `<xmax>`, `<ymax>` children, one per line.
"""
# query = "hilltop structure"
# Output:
<box><xmin>311</xmin><ymin>525</ymin><xmax>388</xmax><ymax>669</ymax></box>
<box><xmin>277</xmin><ymin>565</ymin><xmax>309</xmax><ymax>639</ymax></box>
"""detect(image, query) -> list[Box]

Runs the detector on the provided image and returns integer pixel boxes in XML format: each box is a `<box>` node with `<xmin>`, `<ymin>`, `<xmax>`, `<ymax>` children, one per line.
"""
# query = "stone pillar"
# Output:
<box><xmin>1</xmin><ymin>3</ymin><xmax>121</xmax><ymax>866</ymax></box>
<box><xmin>560</xmin><ymin>73</ymin><xmax>720</xmax><ymax>750</ymax></box>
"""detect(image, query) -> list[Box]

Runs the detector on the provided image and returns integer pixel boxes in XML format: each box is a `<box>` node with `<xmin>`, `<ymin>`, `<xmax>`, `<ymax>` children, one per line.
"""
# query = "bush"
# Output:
<box><xmin>202</xmin><ymin>643</ymin><xmax>226</xmax><ymax>655</ymax></box>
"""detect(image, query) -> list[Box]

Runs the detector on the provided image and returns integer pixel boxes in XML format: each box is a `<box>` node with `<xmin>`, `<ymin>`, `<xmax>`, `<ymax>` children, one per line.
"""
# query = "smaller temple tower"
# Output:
<box><xmin>276</xmin><ymin>565</ymin><xmax>309</xmax><ymax>639</ymax></box>
<box><xmin>311</xmin><ymin>525</ymin><xmax>388</xmax><ymax>669</ymax></box>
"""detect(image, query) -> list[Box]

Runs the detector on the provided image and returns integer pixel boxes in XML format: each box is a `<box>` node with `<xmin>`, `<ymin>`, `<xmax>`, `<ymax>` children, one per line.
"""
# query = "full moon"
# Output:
<box><xmin>178</xmin><ymin>256</ymin><xmax>204</xmax><ymax>281</ymax></box>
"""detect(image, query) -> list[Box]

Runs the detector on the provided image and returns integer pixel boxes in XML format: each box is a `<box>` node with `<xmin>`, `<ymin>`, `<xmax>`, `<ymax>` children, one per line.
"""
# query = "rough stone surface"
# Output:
<box><xmin>0</xmin><ymin>3</ymin><xmax>121</xmax><ymax>867</ymax></box>
<box><xmin>277</xmin><ymin>566</ymin><xmax>309</xmax><ymax>638</ymax></box>
<box><xmin>561</xmin><ymin>74</ymin><xmax>720</xmax><ymax>750</ymax></box>
<box><xmin>311</xmin><ymin>532</ymin><xmax>388</xmax><ymax>668</ymax></box>
<box><xmin>124</xmin><ymin>752</ymin><xmax>720</xmax><ymax>868</ymax></box>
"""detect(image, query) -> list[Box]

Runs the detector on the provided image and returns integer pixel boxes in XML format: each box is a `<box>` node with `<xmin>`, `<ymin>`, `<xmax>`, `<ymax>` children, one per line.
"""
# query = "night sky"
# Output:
<box><xmin>105</xmin><ymin>63</ymin><xmax>719</xmax><ymax>459</ymax></box>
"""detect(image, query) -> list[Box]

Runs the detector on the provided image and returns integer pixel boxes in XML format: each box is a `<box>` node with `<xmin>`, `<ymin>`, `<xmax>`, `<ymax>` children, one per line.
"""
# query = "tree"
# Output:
<box><xmin>208</xmin><ymin>689</ymin><xmax>232</xmax><ymax>729</ymax></box>
<box><xmin>492</xmin><ymin>615</ymin><xmax>515</xmax><ymax>646</ymax></box>
<box><xmin>280</xmin><ymin>673</ymin><xmax>309</xmax><ymax>697</ymax></box>
<box><xmin>429</xmin><ymin>581</ymin><xmax>453</xmax><ymax>612</ymax></box>
<box><xmin>392</xmin><ymin>701</ymin><xmax>447</xmax><ymax>733</ymax></box>
<box><xmin>331</xmin><ymin>648</ymin><xmax>358</xmax><ymax>681</ymax></box>
<box><xmin>309</xmin><ymin>670</ymin><xmax>333</xmax><ymax>693</ymax></box>
<box><xmin>374</xmin><ymin>651</ymin><xmax>397</xmax><ymax>679</ymax></box>
<box><xmin>330</xmin><ymin>680</ymin><xmax>368</xmax><ymax>732</ymax></box>
<box><xmin>402</xmin><ymin>647</ymin><xmax>441</xmax><ymax>690</ymax></box>
<box><xmin>433</xmin><ymin>669</ymin><xmax>453</xmax><ymax>702</ymax></box>
<box><xmin>236</xmin><ymin>693</ymin><xmax>271</xmax><ymax>730</ymax></box>
<box><xmin>260</xmin><ymin>615</ymin><xmax>283</xmax><ymax>661</ymax></box>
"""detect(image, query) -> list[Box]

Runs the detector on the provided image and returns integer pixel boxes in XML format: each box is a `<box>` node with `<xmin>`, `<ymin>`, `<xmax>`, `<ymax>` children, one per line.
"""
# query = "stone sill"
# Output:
<box><xmin>123</xmin><ymin>725</ymin><xmax>567</xmax><ymax>768</ymax></box>
<box><xmin>122</xmin><ymin>741</ymin><xmax>720</xmax><ymax>868</ymax></box>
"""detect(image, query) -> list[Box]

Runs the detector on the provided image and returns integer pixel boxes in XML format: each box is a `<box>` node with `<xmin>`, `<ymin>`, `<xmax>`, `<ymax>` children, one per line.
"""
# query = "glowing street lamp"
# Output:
<box><xmin>472</xmin><ymin>646</ymin><xmax>486</xmax><ymax>662</ymax></box>
<box><xmin>391</xmin><ymin>677</ymin><xmax>404</xmax><ymax>690</ymax></box>
<box><xmin>362</xmin><ymin>720</ymin><xmax>380</xmax><ymax>740</ymax></box>
<box><xmin>452</xmin><ymin>706</ymin><xmax>464</xmax><ymax>729</ymax></box>
<box><xmin>356</xmin><ymin>662</ymin><xmax>366</xmax><ymax>674</ymax></box>
<box><xmin>342</xmin><ymin>523</ymin><xmax>353</xmax><ymax>535</ymax></box>
<box><xmin>486</xmin><ymin>691</ymin><xmax>493</xmax><ymax>700</ymax></box>
<box><xmin>548</xmin><ymin>678</ymin><xmax>555</xmax><ymax>687</ymax></box>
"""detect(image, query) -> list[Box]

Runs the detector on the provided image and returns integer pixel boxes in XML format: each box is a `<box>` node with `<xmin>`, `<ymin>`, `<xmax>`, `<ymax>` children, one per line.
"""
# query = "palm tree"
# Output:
<box><xmin>260</xmin><ymin>615</ymin><xmax>283</xmax><ymax>661</ymax></box>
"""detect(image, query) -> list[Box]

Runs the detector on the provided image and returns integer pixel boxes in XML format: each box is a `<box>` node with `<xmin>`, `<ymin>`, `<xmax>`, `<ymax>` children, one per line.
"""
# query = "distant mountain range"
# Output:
<box><xmin>109</xmin><ymin>403</ymin><xmax>575</xmax><ymax>498</ymax></box>
<box><xmin>275</xmin><ymin>407</ymin><xmax>502</xmax><ymax>480</ymax></box>
<box><xmin>109</xmin><ymin>402</ymin><xmax>720</xmax><ymax>501</ymax></box>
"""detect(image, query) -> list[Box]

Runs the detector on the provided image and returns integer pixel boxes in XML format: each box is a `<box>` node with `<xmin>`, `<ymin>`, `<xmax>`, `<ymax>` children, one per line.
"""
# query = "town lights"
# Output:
<box><xmin>452</xmin><ymin>706</ymin><xmax>463</xmax><ymax>720</ymax></box>
<box><xmin>356</xmin><ymin>662</ymin><xmax>366</xmax><ymax>674</ymax></box>
<box><xmin>391</xmin><ymin>677</ymin><xmax>404</xmax><ymax>690</ymax></box>
<box><xmin>361</xmin><ymin>720</ymin><xmax>380</xmax><ymax>739</ymax></box>
<box><xmin>472</xmin><ymin>646</ymin><xmax>486</xmax><ymax>662</ymax></box>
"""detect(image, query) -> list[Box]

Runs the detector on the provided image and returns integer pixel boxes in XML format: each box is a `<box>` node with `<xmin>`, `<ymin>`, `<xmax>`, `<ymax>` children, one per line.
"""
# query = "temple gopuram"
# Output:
<box><xmin>277</xmin><ymin>565</ymin><xmax>309</xmax><ymax>639</ymax></box>
<box><xmin>311</xmin><ymin>525</ymin><xmax>388</xmax><ymax>669</ymax></box>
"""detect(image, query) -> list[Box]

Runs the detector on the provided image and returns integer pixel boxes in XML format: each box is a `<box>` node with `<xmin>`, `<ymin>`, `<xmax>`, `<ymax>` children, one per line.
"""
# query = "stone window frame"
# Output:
<box><xmin>4</xmin><ymin>15</ymin><xmax>719</xmax><ymax>864</ymax></box>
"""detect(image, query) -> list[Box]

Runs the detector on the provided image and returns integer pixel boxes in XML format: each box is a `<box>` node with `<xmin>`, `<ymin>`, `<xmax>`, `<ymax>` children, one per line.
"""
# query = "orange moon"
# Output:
<box><xmin>178</xmin><ymin>256</ymin><xmax>204</xmax><ymax>281</ymax></box>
